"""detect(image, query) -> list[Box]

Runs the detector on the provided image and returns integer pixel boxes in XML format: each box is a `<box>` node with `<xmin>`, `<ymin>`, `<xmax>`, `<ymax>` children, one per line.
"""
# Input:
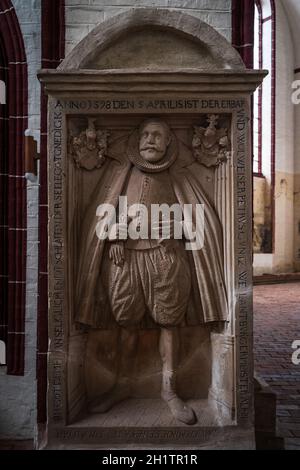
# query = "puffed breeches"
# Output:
<box><xmin>102</xmin><ymin>245</ymin><xmax>191</xmax><ymax>327</ymax></box>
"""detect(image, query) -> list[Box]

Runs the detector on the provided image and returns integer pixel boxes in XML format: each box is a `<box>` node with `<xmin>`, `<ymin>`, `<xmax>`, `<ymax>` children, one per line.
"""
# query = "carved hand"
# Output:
<box><xmin>109</xmin><ymin>241</ymin><xmax>125</xmax><ymax>267</ymax></box>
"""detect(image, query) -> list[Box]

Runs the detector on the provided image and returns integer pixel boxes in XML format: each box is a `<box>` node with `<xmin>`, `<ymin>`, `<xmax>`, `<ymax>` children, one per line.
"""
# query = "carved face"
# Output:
<box><xmin>139</xmin><ymin>122</ymin><xmax>171</xmax><ymax>162</ymax></box>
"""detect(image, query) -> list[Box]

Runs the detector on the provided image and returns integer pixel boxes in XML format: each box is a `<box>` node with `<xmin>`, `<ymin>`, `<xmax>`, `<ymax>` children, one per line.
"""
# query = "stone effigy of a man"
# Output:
<box><xmin>76</xmin><ymin>118</ymin><xmax>228</xmax><ymax>425</ymax></box>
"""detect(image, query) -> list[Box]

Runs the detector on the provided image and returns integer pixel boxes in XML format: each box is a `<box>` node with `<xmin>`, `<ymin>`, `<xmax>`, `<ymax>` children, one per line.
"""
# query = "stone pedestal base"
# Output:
<box><xmin>42</xmin><ymin>398</ymin><xmax>254</xmax><ymax>450</ymax></box>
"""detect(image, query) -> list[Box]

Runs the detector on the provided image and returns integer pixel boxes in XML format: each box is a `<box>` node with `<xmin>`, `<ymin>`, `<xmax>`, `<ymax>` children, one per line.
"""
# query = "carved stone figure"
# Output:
<box><xmin>192</xmin><ymin>114</ymin><xmax>230</xmax><ymax>167</ymax></box>
<box><xmin>69</xmin><ymin>118</ymin><xmax>109</xmax><ymax>170</ymax></box>
<box><xmin>76</xmin><ymin>118</ymin><xmax>228</xmax><ymax>425</ymax></box>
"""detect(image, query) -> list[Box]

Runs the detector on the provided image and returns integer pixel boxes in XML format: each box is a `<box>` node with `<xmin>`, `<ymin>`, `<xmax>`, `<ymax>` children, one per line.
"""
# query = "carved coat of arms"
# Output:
<box><xmin>69</xmin><ymin>118</ymin><xmax>109</xmax><ymax>171</ymax></box>
<box><xmin>192</xmin><ymin>114</ymin><xmax>230</xmax><ymax>167</ymax></box>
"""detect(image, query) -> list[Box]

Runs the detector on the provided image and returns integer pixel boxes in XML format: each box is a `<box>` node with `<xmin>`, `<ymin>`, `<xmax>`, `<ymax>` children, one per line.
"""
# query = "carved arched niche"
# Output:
<box><xmin>59</xmin><ymin>8</ymin><xmax>244</xmax><ymax>71</ymax></box>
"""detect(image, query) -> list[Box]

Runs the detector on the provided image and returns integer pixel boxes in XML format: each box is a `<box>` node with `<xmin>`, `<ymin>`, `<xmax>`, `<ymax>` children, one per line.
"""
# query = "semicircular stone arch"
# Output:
<box><xmin>59</xmin><ymin>8</ymin><xmax>245</xmax><ymax>71</ymax></box>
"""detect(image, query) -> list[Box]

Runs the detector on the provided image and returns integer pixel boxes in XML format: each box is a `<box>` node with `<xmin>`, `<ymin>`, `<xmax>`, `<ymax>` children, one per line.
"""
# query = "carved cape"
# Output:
<box><xmin>75</xmin><ymin>132</ymin><xmax>228</xmax><ymax>328</ymax></box>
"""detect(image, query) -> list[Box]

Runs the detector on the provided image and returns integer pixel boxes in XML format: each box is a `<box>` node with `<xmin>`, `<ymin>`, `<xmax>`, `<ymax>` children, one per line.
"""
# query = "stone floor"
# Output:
<box><xmin>254</xmin><ymin>282</ymin><xmax>300</xmax><ymax>450</ymax></box>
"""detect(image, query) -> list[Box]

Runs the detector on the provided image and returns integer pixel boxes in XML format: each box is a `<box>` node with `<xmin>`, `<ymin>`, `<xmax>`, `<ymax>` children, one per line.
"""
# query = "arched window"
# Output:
<box><xmin>253</xmin><ymin>0</ymin><xmax>276</xmax><ymax>254</ymax></box>
<box><xmin>0</xmin><ymin>1</ymin><xmax>28</xmax><ymax>375</ymax></box>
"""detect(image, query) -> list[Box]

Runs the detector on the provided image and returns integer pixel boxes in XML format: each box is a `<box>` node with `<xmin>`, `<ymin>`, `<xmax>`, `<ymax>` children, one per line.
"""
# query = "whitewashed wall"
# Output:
<box><xmin>273</xmin><ymin>0</ymin><xmax>295</xmax><ymax>273</ymax></box>
<box><xmin>65</xmin><ymin>0</ymin><xmax>232</xmax><ymax>56</ymax></box>
<box><xmin>253</xmin><ymin>0</ymin><xmax>296</xmax><ymax>275</ymax></box>
<box><xmin>283</xmin><ymin>0</ymin><xmax>300</xmax><ymax>270</ymax></box>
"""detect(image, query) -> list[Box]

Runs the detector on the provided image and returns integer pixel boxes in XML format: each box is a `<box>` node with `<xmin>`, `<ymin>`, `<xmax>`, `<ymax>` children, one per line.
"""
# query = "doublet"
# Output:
<box><xmin>125</xmin><ymin>165</ymin><xmax>178</xmax><ymax>208</ymax></box>
<box><xmin>123</xmin><ymin>165</ymin><xmax>180</xmax><ymax>249</ymax></box>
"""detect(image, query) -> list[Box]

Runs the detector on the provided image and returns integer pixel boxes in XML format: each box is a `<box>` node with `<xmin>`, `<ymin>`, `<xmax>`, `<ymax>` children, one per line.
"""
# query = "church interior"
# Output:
<box><xmin>0</xmin><ymin>0</ymin><xmax>299</xmax><ymax>451</ymax></box>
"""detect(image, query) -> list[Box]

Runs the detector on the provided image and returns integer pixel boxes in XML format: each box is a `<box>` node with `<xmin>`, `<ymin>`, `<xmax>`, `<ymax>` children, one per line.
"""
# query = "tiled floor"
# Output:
<box><xmin>254</xmin><ymin>282</ymin><xmax>300</xmax><ymax>450</ymax></box>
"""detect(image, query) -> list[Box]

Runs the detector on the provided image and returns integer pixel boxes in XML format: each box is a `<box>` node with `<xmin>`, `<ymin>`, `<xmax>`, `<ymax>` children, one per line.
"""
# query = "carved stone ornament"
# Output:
<box><xmin>68</xmin><ymin>117</ymin><xmax>109</xmax><ymax>170</ymax></box>
<box><xmin>192</xmin><ymin>114</ymin><xmax>230</xmax><ymax>167</ymax></box>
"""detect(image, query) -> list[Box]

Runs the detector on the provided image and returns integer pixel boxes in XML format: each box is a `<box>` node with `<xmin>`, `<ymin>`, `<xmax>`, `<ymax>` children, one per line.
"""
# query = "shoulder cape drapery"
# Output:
<box><xmin>75</xmin><ymin>136</ymin><xmax>228</xmax><ymax>327</ymax></box>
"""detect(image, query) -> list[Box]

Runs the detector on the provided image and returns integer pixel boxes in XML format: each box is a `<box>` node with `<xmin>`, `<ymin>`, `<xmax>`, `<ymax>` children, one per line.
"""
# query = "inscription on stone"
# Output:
<box><xmin>52</xmin><ymin>103</ymin><xmax>64</xmax><ymax>351</ymax></box>
<box><xmin>235</xmin><ymin>107</ymin><xmax>250</xmax><ymax>421</ymax></box>
<box><xmin>56</xmin><ymin>99</ymin><xmax>245</xmax><ymax>113</ymax></box>
<box><xmin>52</xmin><ymin>359</ymin><xmax>63</xmax><ymax>422</ymax></box>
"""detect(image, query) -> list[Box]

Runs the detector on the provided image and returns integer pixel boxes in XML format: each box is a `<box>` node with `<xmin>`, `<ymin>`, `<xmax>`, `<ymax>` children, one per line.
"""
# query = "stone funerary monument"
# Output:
<box><xmin>38</xmin><ymin>8</ymin><xmax>266</xmax><ymax>449</ymax></box>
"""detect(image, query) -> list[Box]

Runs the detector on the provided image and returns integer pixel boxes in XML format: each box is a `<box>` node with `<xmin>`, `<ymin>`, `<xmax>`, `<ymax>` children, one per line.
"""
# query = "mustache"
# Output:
<box><xmin>140</xmin><ymin>145</ymin><xmax>160</xmax><ymax>151</ymax></box>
